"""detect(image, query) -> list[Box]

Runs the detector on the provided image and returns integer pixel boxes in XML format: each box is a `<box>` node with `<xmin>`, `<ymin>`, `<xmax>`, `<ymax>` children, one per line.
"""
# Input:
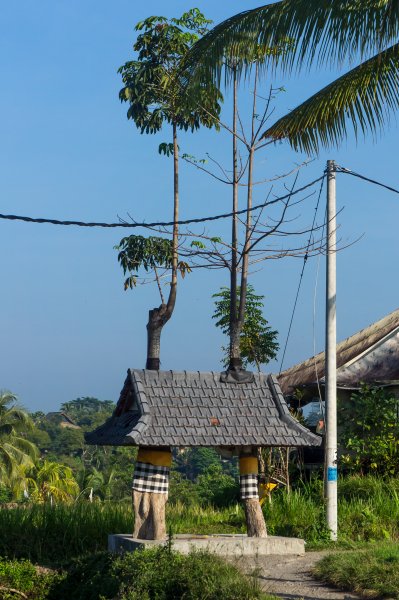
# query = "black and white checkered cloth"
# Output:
<box><xmin>132</xmin><ymin>461</ymin><xmax>170</xmax><ymax>494</ymax></box>
<box><xmin>240</xmin><ymin>474</ymin><xmax>259</xmax><ymax>499</ymax></box>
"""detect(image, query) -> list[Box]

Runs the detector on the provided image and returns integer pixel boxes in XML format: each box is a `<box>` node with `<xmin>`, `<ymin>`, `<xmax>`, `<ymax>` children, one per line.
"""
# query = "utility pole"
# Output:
<box><xmin>325</xmin><ymin>159</ymin><xmax>338</xmax><ymax>541</ymax></box>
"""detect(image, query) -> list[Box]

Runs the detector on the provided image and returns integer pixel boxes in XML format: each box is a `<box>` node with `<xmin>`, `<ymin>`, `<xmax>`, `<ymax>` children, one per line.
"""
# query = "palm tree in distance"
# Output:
<box><xmin>0</xmin><ymin>391</ymin><xmax>37</xmax><ymax>481</ymax></box>
<box><xmin>26</xmin><ymin>460</ymin><xmax>79</xmax><ymax>503</ymax></box>
<box><xmin>184</xmin><ymin>0</ymin><xmax>399</xmax><ymax>154</ymax></box>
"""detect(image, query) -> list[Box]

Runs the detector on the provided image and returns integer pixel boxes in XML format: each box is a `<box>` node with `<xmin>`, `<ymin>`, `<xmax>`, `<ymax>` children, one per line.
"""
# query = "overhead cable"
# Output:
<box><xmin>279</xmin><ymin>173</ymin><xmax>326</xmax><ymax>374</ymax></box>
<box><xmin>336</xmin><ymin>165</ymin><xmax>399</xmax><ymax>195</ymax></box>
<box><xmin>0</xmin><ymin>175</ymin><xmax>325</xmax><ymax>229</ymax></box>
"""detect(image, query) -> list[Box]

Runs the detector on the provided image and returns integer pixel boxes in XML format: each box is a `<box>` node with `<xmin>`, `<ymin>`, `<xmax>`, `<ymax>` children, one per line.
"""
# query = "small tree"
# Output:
<box><xmin>213</xmin><ymin>285</ymin><xmax>279</xmax><ymax>371</ymax></box>
<box><xmin>117</xmin><ymin>9</ymin><xmax>222</xmax><ymax>370</ymax></box>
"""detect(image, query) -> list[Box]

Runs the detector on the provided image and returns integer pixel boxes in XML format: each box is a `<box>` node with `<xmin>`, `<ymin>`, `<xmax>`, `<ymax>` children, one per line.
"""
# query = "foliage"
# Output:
<box><xmin>0</xmin><ymin>557</ymin><xmax>59</xmax><ymax>600</ymax></box>
<box><xmin>118</xmin><ymin>9</ymin><xmax>222</xmax><ymax>135</ymax></box>
<box><xmin>339</xmin><ymin>384</ymin><xmax>399</xmax><ymax>476</ymax></box>
<box><xmin>314</xmin><ymin>543</ymin><xmax>399</xmax><ymax>598</ymax></box>
<box><xmin>0</xmin><ymin>391</ymin><xmax>38</xmax><ymax>482</ymax></box>
<box><xmin>0</xmin><ymin>502</ymin><xmax>133</xmax><ymax>563</ymax></box>
<box><xmin>116</xmin><ymin>9</ymin><xmax>222</xmax><ymax>295</ymax></box>
<box><xmin>212</xmin><ymin>286</ymin><xmax>279</xmax><ymax>369</ymax></box>
<box><xmin>184</xmin><ymin>1</ymin><xmax>399</xmax><ymax>154</ymax></box>
<box><xmin>2</xmin><ymin>476</ymin><xmax>399</xmax><ymax>564</ymax></box>
<box><xmin>116</xmin><ymin>236</ymin><xmax>191</xmax><ymax>290</ymax></box>
<box><xmin>60</xmin><ymin>397</ymin><xmax>114</xmax><ymax>426</ymax></box>
<box><xmin>173</xmin><ymin>447</ymin><xmax>238</xmax><ymax>480</ymax></box>
<box><xmin>0</xmin><ymin>484</ymin><xmax>11</xmax><ymax>504</ymax></box>
<box><xmin>48</xmin><ymin>552</ymin><xmax>117</xmax><ymax>600</ymax></box>
<box><xmin>20</xmin><ymin>398</ymin><xmax>135</xmax><ymax>502</ymax></box>
<box><xmin>168</xmin><ymin>471</ymin><xmax>200</xmax><ymax>506</ymax></box>
<box><xmin>25</xmin><ymin>460</ymin><xmax>79</xmax><ymax>503</ymax></box>
<box><xmin>51</xmin><ymin>547</ymin><xmax>268</xmax><ymax>600</ymax></box>
<box><xmin>195</xmin><ymin>464</ymin><xmax>239</xmax><ymax>507</ymax></box>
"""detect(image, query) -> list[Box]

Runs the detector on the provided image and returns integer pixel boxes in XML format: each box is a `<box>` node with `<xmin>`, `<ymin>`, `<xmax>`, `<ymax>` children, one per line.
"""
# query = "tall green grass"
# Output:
<box><xmin>0</xmin><ymin>503</ymin><xmax>132</xmax><ymax>563</ymax></box>
<box><xmin>1</xmin><ymin>476</ymin><xmax>399</xmax><ymax>563</ymax></box>
<box><xmin>314</xmin><ymin>543</ymin><xmax>399</xmax><ymax>598</ymax></box>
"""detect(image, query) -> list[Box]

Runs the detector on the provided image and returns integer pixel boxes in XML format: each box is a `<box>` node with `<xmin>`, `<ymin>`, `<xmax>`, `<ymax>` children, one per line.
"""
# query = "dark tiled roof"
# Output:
<box><xmin>85</xmin><ymin>370</ymin><xmax>320</xmax><ymax>448</ymax></box>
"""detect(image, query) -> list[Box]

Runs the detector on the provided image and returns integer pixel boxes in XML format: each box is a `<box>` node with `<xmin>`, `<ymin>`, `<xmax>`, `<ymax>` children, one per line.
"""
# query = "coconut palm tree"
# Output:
<box><xmin>0</xmin><ymin>391</ymin><xmax>37</xmax><ymax>482</ymax></box>
<box><xmin>26</xmin><ymin>460</ymin><xmax>79</xmax><ymax>503</ymax></box>
<box><xmin>184</xmin><ymin>0</ymin><xmax>399</xmax><ymax>154</ymax></box>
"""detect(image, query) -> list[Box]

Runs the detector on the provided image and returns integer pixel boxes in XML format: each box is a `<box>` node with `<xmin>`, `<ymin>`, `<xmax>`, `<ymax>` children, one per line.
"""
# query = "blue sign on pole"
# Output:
<box><xmin>327</xmin><ymin>467</ymin><xmax>338</xmax><ymax>482</ymax></box>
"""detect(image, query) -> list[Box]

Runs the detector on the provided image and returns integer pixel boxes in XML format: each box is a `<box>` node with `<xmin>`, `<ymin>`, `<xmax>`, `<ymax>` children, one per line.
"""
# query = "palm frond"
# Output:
<box><xmin>183</xmin><ymin>0</ymin><xmax>398</xmax><ymax>83</ymax></box>
<box><xmin>263</xmin><ymin>42</ymin><xmax>399</xmax><ymax>154</ymax></box>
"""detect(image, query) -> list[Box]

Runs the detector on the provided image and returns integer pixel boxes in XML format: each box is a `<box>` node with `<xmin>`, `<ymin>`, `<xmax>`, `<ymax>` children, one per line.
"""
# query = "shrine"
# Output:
<box><xmin>86</xmin><ymin>369</ymin><xmax>321</xmax><ymax>541</ymax></box>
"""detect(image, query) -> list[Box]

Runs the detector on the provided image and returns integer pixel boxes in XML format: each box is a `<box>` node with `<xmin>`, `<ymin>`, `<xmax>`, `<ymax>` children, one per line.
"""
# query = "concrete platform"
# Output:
<box><xmin>108</xmin><ymin>533</ymin><xmax>305</xmax><ymax>556</ymax></box>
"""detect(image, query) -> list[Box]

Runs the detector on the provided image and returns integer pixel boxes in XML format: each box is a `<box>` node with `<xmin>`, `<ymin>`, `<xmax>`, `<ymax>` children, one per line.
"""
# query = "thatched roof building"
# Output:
<box><xmin>279</xmin><ymin>308</ymin><xmax>399</xmax><ymax>398</ymax></box>
<box><xmin>85</xmin><ymin>369</ymin><xmax>320</xmax><ymax>448</ymax></box>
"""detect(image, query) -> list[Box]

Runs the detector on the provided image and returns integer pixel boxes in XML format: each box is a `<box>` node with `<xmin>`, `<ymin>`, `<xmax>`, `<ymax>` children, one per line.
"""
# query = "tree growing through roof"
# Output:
<box><xmin>167</xmin><ymin>36</ymin><xmax>325</xmax><ymax>537</ymax></box>
<box><xmin>117</xmin><ymin>9</ymin><xmax>222</xmax><ymax>370</ymax></box>
<box><xmin>213</xmin><ymin>285</ymin><xmax>279</xmax><ymax>371</ymax></box>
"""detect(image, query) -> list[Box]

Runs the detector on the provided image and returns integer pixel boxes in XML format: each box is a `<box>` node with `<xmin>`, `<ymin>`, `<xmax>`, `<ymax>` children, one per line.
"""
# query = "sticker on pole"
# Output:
<box><xmin>327</xmin><ymin>467</ymin><xmax>338</xmax><ymax>482</ymax></box>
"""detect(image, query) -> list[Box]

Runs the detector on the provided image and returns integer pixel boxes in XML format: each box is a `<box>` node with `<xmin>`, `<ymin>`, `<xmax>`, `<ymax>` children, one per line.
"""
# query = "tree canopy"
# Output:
<box><xmin>183</xmin><ymin>0</ymin><xmax>399</xmax><ymax>153</ymax></box>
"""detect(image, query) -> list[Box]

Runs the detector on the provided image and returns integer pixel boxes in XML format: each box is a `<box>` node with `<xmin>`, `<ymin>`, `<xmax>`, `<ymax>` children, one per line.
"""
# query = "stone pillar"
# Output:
<box><xmin>132</xmin><ymin>447</ymin><xmax>172</xmax><ymax>540</ymax></box>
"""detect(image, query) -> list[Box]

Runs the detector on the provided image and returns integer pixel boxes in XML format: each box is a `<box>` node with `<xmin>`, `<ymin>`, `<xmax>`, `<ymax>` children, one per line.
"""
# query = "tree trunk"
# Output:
<box><xmin>229</xmin><ymin>65</ymin><xmax>240</xmax><ymax>371</ymax></box>
<box><xmin>145</xmin><ymin>122</ymin><xmax>179</xmax><ymax>371</ymax></box>
<box><xmin>243</xmin><ymin>498</ymin><xmax>267</xmax><ymax>537</ymax></box>
<box><xmin>132</xmin><ymin>490</ymin><xmax>168</xmax><ymax>540</ymax></box>
<box><xmin>146</xmin><ymin>306</ymin><xmax>168</xmax><ymax>370</ymax></box>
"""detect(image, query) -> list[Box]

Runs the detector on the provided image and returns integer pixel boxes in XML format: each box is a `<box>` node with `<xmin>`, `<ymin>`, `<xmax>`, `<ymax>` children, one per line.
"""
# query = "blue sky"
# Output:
<box><xmin>1</xmin><ymin>1</ymin><xmax>398</xmax><ymax>412</ymax></box>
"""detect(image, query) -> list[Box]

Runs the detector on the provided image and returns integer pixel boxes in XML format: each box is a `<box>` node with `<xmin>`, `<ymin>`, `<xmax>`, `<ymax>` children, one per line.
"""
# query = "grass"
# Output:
<box><xmin>314</xmin><ymin>543</ymin><xmax>399</xmax><ymax>598</ymax></box>
<box><xmin>1</xmin><ymin>476</ymin><xmax>399</xmax><ymax>563</ymax></box>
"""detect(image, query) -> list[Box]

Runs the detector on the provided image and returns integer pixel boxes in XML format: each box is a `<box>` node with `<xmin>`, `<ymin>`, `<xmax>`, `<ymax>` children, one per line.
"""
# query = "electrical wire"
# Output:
<box><xmin>313</xmin><ymin>206</ymin><xmax>326</xmax><ymax>420</ymax></box>
<box><xmin>279</xmin><ymin>172</ymin><xmax>326</xmax><ymax>374</ymax></box>
<box><xmin>0</xmin><ymin>175</ymin><xmax>325</xmax><ymax>229</ymax></box>
<box><xmin>336</xmin><ymin>165</ymin><xmax>399</xmax><ymax>195</ymax></box>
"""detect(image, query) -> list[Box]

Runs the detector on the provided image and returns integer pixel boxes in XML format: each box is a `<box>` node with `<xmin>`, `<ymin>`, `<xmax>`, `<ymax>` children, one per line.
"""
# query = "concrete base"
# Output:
<box><xmin>108</xmin><ymin>534</ymin><xmax>305</xmax><ymax>556</ymax></box>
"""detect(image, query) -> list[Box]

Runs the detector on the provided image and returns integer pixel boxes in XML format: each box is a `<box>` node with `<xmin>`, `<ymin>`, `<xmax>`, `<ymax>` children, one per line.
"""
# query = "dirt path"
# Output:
<box><xmin>234</xmin><ymin>552</ymin><xmax>360</xmax><ymax>600</ymax></box>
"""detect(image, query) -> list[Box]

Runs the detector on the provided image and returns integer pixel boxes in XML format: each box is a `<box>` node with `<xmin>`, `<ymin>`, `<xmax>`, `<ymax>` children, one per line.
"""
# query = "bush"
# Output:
<box><xmin>196</xmin><ymin>464</ymin><xmax>239</xmax><ymax>507</ymax></box>
<box><xmin>168</xmin><ymin>472</ymin><xmax>201</xmax><ymax>506</ymax></box>
<box><xmin>48</xmin><ymin>552</ymin><xmax>117</xmax><ymax>600</ymax></box>
<box><xmin>0</xmin><ymin>557</ymin><xmax>59</xmax><ymax>600</ymax></box>
<box><xmin>339</xmin><ymin>384</ymin><xmax>399</xmax><ymax>476</ymax></box>
<box><xmin>50</xmin><ymin>547</ymin><xmax>268</xmax><ymax>600</ymax></box>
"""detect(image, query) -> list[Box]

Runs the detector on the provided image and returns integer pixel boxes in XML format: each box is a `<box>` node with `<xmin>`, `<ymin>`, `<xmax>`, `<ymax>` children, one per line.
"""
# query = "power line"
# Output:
<box><xmin>279</xmin><ymin>173</ymin><xmax>326</xmax><ymax>374</ymax></box>
<box><xmin>336</xmin><ymin>165</ymin><xmax>399</xmax><ymax>195</ymax></box>
<box><xmin>0</xmin><ymin>174</ymin><xmax>325</xmax><ymax>230</ymax></box>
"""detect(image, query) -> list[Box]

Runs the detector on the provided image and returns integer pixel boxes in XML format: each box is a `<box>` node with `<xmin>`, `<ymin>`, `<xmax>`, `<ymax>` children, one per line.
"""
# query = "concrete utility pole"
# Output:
<box><xmin>325</xmin><ymin>159</ymin><xmax>338</xmax><ymax>541</ymax></box>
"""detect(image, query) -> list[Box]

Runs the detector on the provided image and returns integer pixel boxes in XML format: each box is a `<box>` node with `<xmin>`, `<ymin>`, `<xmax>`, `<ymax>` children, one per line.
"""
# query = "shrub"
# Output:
<box><xmin>0</xmin><ymin>557</ymin><xmax>59</xmax><ymax>600</ymax></box>
<box><xmin>339</xmin><ymin>384</ymin><xmax>399</xmax><ymax>476</ymax></box>
<box><xmin>47</xmin><ymin>552</ymin><xmax>117</xmax><ymax>600</ymax></box>
<box><xmin>50</xmin><ymin>547</ymin><xmax>268</xmax><ymax>600</ymax></box>
<box><xmin>196</xmin><ymin>464</ymin><xmax>239</xmax><ymax>507</ymax></box>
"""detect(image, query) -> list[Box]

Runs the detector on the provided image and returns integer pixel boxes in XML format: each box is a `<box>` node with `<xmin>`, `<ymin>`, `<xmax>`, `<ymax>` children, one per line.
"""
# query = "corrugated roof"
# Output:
<box><xmin>85</xmin><ymin>369</ymin><xmax>321</xmax><ymax>448</ymax></box>
<box><xmin>279</xmin><ymin>308</ymin><xmax>399</xmax><ymax>394</ymax></box>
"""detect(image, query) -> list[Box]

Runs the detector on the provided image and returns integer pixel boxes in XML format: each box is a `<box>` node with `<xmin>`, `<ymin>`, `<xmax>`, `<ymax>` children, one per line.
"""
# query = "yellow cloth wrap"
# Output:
<box><xmin>137</xmin><ymin>449</ymin><xmax>172</xmax><ymax>468</ymax></box>
<box><xmin>239</xmin><ymin>456</ymin><xmax>258</xmax><ymax>475</ymax></box>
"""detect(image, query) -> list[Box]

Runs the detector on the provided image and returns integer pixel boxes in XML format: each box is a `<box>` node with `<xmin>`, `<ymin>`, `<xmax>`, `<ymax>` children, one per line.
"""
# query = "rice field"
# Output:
<box><xmin>1</xmin><ymin>476</ymin><xmax>399</xmax><ymax>564</ymax></box>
